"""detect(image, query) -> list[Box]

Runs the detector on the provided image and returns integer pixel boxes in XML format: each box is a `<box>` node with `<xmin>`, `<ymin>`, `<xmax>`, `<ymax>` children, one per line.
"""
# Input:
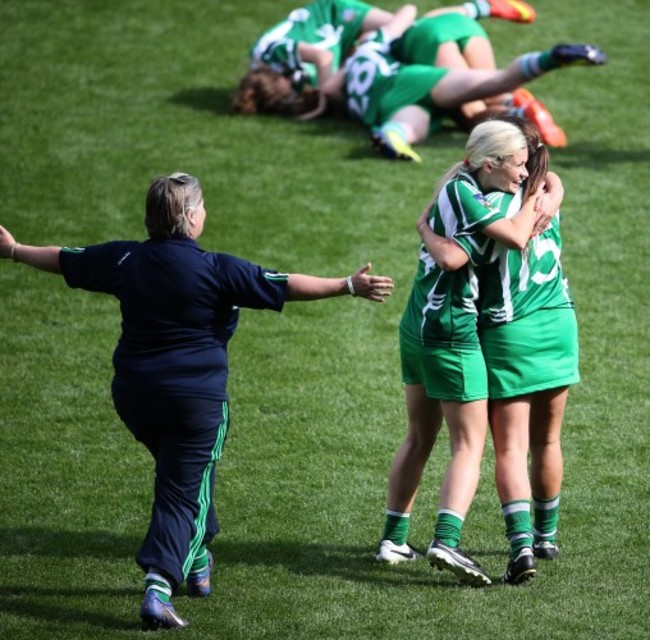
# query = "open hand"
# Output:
<box><xmin>0</xmin><ymin>225</ymin><xmax>17</xmax><ymax>259</ymax></box>
<box><xmin>349</xmin><ymin>263</ymin><xmax>394</xmax><ymax>303</ymax></box>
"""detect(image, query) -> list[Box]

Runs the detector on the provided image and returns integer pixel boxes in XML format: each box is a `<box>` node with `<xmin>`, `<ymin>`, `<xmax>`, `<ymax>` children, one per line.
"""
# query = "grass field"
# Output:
<box><xmin>1</xmin><ymin>0</ymin><xmax>648</xmax><ymax>638</ymax></box>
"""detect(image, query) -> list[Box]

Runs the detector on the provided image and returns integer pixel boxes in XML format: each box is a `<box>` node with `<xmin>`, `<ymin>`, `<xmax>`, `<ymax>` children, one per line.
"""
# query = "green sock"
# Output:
<box><xmin>502</xmin><ymin>500</ymin><xmax>533</xmax><ymax>558</ymax></box>
<box><xmin>145</xmin><ymin>571</ymin><xmax>172</xmax><ymax>603</ymax></box>
<box><xmin>533</xmin><ymin>494</ymin><xmax>560</xmax><ymax>544</ymax></box>
<box><xmin>190</xmin><ymin>546</ymin><xmax>210</xmax><ymax>573</ymax></box>
<box><xmin>518</xmin><ymin>51</ymin><xmax>558</xmax><ymax>79</ymax></box>
<box><xmin>382</xmin><ymin>510</ymin><xmax>411</xmax><ymax>545</ymax></box>
<box><xmin>434</xmin><ymin>510</ymin><xmax>464</xmax><ymax>548</ymax></box>
<box><xmin>462</xmin><ymin>1</ymin><xmax>490</xmax><ymax>19</ymax></box>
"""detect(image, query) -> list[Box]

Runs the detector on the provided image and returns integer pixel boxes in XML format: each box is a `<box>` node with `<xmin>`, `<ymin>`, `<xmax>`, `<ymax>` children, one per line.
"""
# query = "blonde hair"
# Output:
<box><xmin>487</xmin><ymin>114</ymin><xmax>549</xmax><ymax>199</ymax></box>
<box><xmin>432</xmin><ymin>120</ymin><xmax>527</xmax><ymax>201</ymax></box>
<box><xmin>145</xmin><ymin>173</ymin><xmax>203</xmax><ymax>239</ymax></box>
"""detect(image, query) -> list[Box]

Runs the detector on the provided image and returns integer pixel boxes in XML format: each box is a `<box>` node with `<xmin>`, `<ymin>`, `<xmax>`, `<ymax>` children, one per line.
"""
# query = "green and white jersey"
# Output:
<box><xmin>399</xmin><ymin>171</ymin><xmax>506</xmax><ymax>347</ymax></box>
<box><xmin>343</xmin><ymin>28</ymin><xmax>448</xmax><ymax>129</ymax></box>
<box><xmin>471</xmin><ymin>190</ymin><xmax>574</xmax><ymax>327</ymax></box>
<box><xmin>343</xmin><ymin>28</ymin><xmax>400</xmax><ymax>125</ymax></box>
<box><xmin>249</xmin><ymin>0</ymin><xmax>372</xmax><ymax>87</ymax></box>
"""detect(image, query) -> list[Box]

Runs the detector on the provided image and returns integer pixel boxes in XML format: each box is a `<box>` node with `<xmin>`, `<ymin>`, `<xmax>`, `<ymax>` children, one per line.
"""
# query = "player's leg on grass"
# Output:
<box><xmin>431</xmin><ymin>44</ymin><xmax>607</xmax><ymax>111</ymax></box>
<box><xmin>372</xmin><ymin>105</ymin><xmax>429</xmax><ymax>163</ymax></box>
<box><xmin>427</xmin><ymin>399</ymin><xmax>492</xmax><ymax>586</ymax></box>
<box><xmin>529</xmin><ymin>386</ymin><xmax>570</xmax><ymax>559</ymax></box>
<box><xmin>377</xmin><ymin>384</ymin><xmax>442</xmax><ymax>563</ymax></box>
<box><xmin>489</xmin><ymin>396</ymin><xmax>537</xmax><ymax>584</ymax></box>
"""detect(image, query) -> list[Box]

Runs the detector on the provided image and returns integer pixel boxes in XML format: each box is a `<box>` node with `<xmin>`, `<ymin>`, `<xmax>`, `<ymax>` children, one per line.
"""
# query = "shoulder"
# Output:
<box><xmin>447</xmin><ymin>176</ymin><xmax>487</xmax><ymax>206</ymax></box>
<box><xmin>60</xmin><ymin>240</ymin><xmax>138</xmax><ymax>262</ymax></box>
<box><xmin>485</xmin><ymin>190</ymin><xmax>513</xmax><ymax>208</ymax></box>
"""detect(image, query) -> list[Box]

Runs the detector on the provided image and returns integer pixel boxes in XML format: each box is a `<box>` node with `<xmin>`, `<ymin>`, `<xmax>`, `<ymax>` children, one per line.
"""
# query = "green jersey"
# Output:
<box><xmin>249</xmin><ymin>0</ymin><xmax>372</xmax><ymax>87</ymax></box>
<box><xmin>343</xmin><ymin>28</ymin><xmax>448</xmax><ymax>129</ymax></box>
<box><xmin>455</xmin><ymin>190</ymin><xmax>574</xmax><ymax>327</ymax></box>
<box><xmin>399</xmin><ymin>171</ymin><xmax>506</xmax><ymax>347</ymax></box>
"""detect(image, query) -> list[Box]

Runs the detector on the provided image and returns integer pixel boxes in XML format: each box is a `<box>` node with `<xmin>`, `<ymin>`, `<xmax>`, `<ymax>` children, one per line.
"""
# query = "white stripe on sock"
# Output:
<box><xmin>438</xmin><ymin>508</ymin><xmax>465</xmax><ymax>522</ymax></box>
<box><xmin>534</xmin><ymin>497</ymin><xmax>560</xmax><ymax>510</ymax></box>
<box><xmin>502</xmin><ymin>502</ymin><xmax>530</xmax><ymax>516</ymax></box>
<box><xmin>386</xmin><ymin>509</ymin><xmax>410</xmax><ymax>518</ymax></box>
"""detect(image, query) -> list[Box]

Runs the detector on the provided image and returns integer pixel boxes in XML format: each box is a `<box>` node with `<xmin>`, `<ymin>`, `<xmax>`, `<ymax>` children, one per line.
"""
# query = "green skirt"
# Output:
<box><xmin>480</xmin><ymin>308</ymin><xmax>580</xmax><ymax>399</ymax></box>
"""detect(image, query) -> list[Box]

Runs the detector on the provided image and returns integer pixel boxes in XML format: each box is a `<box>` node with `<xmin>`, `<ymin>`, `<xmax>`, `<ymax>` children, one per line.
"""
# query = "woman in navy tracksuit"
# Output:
<box><xmin>0</xmin><ymin>172</ymin><xmax>393</xmax><ymax>629</ymax></box>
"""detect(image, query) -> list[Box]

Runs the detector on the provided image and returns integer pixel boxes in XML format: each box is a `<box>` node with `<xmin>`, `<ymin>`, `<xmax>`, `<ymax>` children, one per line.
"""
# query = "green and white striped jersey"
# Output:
<box><xmin>399</xmin><ymin>171</ymin><xmax>505</xmax><ymax>347</ymax></box>
<box><xmin>343</xmin><ymin>28</ymin><xmax>400</xmax><ymax>126</ymax></box>
<box><xmin>249</xmin><ymin>0</ymin><xmax>371</xmax><ymax>87</ymax></box>
<box><xmin>468</xmin><ymin>190</ymin><xmax>574</xmax><ymax>327</ymax></box>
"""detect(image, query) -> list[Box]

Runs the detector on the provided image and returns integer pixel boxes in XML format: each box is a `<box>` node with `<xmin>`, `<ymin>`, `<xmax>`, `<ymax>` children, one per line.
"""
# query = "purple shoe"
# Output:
<box><xmin>187</xmin><ymin>550</ymin><xmax>213</xmax><ymax>598</ymax></box>
<box><xmin>140</xmin><ymin>591</ymin><xmax>189</xmax><ymax>630</ymax></box>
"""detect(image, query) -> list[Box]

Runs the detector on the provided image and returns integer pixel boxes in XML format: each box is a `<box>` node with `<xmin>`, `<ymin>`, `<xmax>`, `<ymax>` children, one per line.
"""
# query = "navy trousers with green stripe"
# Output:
<box><xmin>113</xmin><ymin>387</ymin><xmax>229</xmax><ymax>588</ymax></box>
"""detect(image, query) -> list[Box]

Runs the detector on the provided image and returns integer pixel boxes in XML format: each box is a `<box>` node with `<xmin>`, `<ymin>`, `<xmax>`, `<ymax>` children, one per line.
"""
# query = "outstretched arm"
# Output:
<box><xmin>0</xmin><ymin>226</ymin><xmax>62</xmax><ymax>274</ymax></box>
<box><xmin>287</xmin><ymin>263</ymin><xmax>393</xmax><ymax>303</ymax></box>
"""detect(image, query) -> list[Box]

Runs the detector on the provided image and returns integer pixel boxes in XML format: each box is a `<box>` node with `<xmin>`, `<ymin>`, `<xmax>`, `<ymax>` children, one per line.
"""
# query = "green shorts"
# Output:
<box><xmin>400</xmin><ymin>330</ymin><xmax>488</xmax><ymax>402</ymax></box>
<box><xmin>480</xmin><ymin>308</ymin><xmax>580</xmax><ymax>399</ymax></box>
<box><xmin>393</xmin><ymin>14</ymin><xmax>489</xmax><ymax>65</ymax></box>
<box><xmin>377</xmin><ymin>64</ymin><xmax>449</xmax><ymax>130</ymax></box>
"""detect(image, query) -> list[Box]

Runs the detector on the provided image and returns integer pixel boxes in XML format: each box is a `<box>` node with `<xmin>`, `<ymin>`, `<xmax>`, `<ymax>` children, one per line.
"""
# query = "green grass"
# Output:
<box><xmin>1</xmin><ymin>0</ymin><xmax>648</xmax><ymax>638</ymax></box>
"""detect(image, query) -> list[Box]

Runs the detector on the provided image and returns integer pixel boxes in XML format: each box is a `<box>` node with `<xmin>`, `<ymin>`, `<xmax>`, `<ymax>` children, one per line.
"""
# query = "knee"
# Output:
<box><xmin>403</xmin><ymin>431</ymin><xmax>436</xmax><ymax>459</ymax></box>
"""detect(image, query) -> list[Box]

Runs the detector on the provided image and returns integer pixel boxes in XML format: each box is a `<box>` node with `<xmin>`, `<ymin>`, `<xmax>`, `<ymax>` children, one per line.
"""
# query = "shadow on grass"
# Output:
<box><xmin>0</xmin><ymin>588</ymin><xmax>143</xmax><ymax>632</ymax></box>
<box><xmin>168</xmin><ymin>86</ymin><xmax>235</xmax><ymax>115</ymax></box>
<box><xmin>546</xmin><ymin>143</ymin><xmax>650</xmax><ymax>169</ymax></box>
<box><xmin>0</xmin><ymin>527</ymin><xmax>141</xmax><ymax>559</ymax></box>
<box><xmin>0</xmin><ymin>526</ymin><xmax>506</xmax><ymax>588</ymax></box>
<box><xmin>165</xmin><ymin>88</ymin><xmax>649</xmax><ymax>169</ymax></box>
<box><xmin>214</xmin><ymin>538</ymin><xmax>509</xmax><ymax>589</ymax></box>
<box><xmin>0</xmin><ymin>527</ymin><xmax>508</xmax><ymax>631</ymax></box>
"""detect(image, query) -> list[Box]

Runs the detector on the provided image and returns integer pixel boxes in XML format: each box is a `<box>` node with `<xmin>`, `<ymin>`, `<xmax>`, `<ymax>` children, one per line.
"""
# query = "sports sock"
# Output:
<box><xmin>434</xmin><ymin>509</ymin><xmax>464</xmax><ymax>548</ymax></box>
<box><xmin>190</xmin><ymin>546</ymin><xmax>210</xmax><ymax>573</ymax></box>
<box><xmin>502</xmin><ymin>500</ymin><xmax>533</xmax><ymax>558</ymax></box>
<box><xmin>145</xmin><ymin>571</ymin><xmax>173</xmax><ymax>603</ymax></box>
<box><xmin>382</xmin><ymin>510</ymin><xmax>411</xmax><ymax>546</ymax></box>
<box><xmin>462</xmin><ymin>1</ymin><xmax>491</xmax><ymax>19</ymax></box>
<box><xmin>533</xmin><ymin>494</ymin><xmax>560</xmax><ymax>544</ymax></box>
<box><xmin>379</xmin><ymin>121</ymin><xmax>408</xmax><ymax>143</ymax></box>
<box><xmin>518</xmin><ymin>51</ymin><xmax>559</xmax><ymax>79</ymax></box>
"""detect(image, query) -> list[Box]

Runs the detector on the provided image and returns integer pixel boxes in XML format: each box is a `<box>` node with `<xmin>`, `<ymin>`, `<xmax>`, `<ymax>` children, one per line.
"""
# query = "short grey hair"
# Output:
<box><xmin>145</xmin><ymin>172</ymin><xmax>203</xmax><ymax>239</ymax></box>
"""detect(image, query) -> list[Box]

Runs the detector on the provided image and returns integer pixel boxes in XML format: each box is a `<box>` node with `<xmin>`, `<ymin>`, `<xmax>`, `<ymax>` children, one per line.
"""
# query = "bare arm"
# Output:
<box><xmin>300</xmin><ymin>67</ymin><xmax>346</xmax><ymax>121</ymax></box>
<box><xmin>416</xmin><ymin>206</ymin><xmax>469</xmax><ymax>271</ymax></box>
<box><xmin>532</xmin><ymin>170</ymin><xmax>564</xmax><ymax>235</ymax></box>
<box><xmin>0</xmin><ymin>225</ymin><xmax>62</xmax><ymax>274</ymax></box>
<box><xmin>320</xmin><ymin>68</ymin><xmax>346</xmax><ymax>105</ymax></box>
<box><xmin>482</xmin><ymin>185</ymin><xmax>544</xmax><ymax>250</ymax></box>
<box><xmin>383</xmin><ymin>4</ymin><xmax>418</xmax><ymax>41</ymax></box>
<box><xmin>542</xmin><ymin>171</ymin><xmax>564</xmax><ymax>210</ymax></box>
<box><xmin>300</xmin><ymin>4</ymin><xmax>417</xmax><ymax>121</ymax></box>
<box><xmin>287</xmin><ymin>263</ymin><xmax>393</xmax><ymax>303</ymax></box>
<box><xmin>298</xmin><ymin>43</ymin><xmax>334</xmax><ymax>89</ymax></box>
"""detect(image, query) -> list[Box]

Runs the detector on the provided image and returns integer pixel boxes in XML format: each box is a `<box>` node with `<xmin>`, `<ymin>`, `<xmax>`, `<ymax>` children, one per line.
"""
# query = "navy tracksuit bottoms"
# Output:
<box><xmin>112</xmin><ymin>385</ymin><xmax>229</xmax><ymax>588</ymax></box>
